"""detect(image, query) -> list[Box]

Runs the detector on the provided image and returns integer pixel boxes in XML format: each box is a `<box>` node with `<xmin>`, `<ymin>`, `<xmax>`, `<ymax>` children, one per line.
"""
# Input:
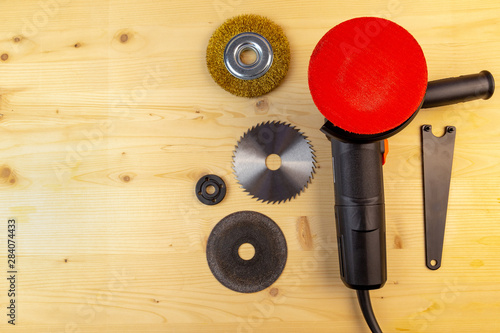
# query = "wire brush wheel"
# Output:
<box><xmin>206</xmin><ymin>14</ymin><xmax>290</xmax><ymax>97</ymax></box>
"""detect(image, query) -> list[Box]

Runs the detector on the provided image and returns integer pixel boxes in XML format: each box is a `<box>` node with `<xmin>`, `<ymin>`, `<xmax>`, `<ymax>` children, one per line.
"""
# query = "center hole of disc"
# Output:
<box><xmin>238</xmin><ymin>243</ymin><xmax>255</xmax><ymax>260</ymax></box>
<box><xmin>239</xmin><ymin>47</ymin><xmax>258</xmax><ymax>65</ymax></box>
<box><xmin>205</xmin><ymin>185</ymin><xmax>216</xmax><ymax>195</ymax></box>
<box><xmin>265</xmin><ymin>154</ymin><xmax>282</xmax><ymax>171</ymax></box>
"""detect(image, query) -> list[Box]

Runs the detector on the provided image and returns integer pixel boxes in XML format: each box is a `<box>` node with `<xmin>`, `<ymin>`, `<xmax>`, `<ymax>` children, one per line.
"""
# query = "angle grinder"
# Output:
<box><xmin>308</xmin><ymin>17</ymin><xmax>494</xmax><ymax>332</ymax></box>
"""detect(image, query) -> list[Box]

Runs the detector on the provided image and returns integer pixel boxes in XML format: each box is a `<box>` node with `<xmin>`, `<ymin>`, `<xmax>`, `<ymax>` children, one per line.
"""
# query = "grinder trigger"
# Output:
<box><xmin>381</xmin><ymin>140</ymin><xmax>389</xmax><ymax>165</ymax></box>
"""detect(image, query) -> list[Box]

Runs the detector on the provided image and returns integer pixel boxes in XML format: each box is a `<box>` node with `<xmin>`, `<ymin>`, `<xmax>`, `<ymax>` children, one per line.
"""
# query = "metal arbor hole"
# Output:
<box><xmin>206</xmin><ymin>185</ymin><xmax>216</xmax><ymax>195</ymax></box>
<box><xmin>224</xmin><ymin>32</ymin><xmax>273</xmax><ymax>80</ymax></box>
<box><xmin>265</xmin><ymin>154</ymin><xmax>282</xmax><ymax>171</ymax></box>
<box><xmin>238</xmin><ymin>243</ymin><xmax>256</xmax><ymax>260</ymax></box>
<box><xmin>239</xmin><ymin>47</ymin><xmax>258</xmax><ymax>65</ymax></box>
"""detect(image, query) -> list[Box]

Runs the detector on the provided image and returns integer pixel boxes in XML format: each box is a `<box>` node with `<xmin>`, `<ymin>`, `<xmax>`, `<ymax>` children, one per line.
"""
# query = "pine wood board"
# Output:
<box><xmin>0</xmin><ymin>0</ymin><xmax>499</xmax><ymax>332</ymax></box>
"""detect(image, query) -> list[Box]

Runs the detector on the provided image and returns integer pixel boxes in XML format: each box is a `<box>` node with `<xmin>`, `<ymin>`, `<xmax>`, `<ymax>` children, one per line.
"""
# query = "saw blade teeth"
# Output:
<box><xmin>232</xmin><ymin>121</ymin><xmax>316</xmax><ymax>204</ymax></box>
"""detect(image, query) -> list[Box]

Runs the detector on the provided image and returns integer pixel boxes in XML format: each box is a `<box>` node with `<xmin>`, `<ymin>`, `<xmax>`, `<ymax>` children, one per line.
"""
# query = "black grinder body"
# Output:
<box><xmin>321</xmin><ymin>71</ymin><xmax>494</xmax><ymax>292</ymax></box>
<box><xmin>329</xmin><ymin>138</ymin><xmax>387</xmax><ymax>290</ymax></box>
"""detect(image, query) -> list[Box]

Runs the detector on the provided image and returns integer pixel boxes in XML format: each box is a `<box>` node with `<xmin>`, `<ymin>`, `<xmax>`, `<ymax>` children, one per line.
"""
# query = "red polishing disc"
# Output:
<box><xmin>309</xmin><ymin>17</ymin><xmax>428</xmax><ymax>135</ymax></box>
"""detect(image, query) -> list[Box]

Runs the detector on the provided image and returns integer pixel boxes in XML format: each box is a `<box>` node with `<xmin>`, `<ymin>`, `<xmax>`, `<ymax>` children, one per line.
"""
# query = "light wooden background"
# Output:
<box><xmin>0</xmin><ymin>0</ymin><xmax>499</xmax><ymax>332</ymax></box>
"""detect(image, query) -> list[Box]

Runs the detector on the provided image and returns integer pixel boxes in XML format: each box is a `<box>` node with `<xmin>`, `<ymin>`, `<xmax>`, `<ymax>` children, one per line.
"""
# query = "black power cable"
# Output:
<box><xmin>356</xmin><ymin>290</ymin><xmax>383</xmax><ymax>333</ymax></box>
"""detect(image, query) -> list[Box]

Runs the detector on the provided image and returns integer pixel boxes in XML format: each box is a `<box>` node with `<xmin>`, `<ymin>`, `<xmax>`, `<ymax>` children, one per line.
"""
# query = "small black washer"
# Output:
<box><xmin>206</xmin><ymin>211</ymin><xmax>287</xmax><ymax>293</ymax></box>
<box><xmin>196</xmin><ymin>174</ymin><xmax>226</xmax><ymax>205</ymax></box>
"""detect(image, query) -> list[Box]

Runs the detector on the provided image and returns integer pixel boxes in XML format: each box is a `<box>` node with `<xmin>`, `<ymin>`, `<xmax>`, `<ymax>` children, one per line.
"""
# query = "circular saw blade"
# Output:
<box><xmin>232</xmin><ymin>121</ymin><xmax>315</xmax><ymax>204</ymax></box>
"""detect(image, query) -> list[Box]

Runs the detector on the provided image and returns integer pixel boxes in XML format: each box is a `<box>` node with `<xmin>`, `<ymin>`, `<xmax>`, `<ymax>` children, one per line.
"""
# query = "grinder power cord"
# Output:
<box><xmin>308</xmin><ymin>17</ymin><xmax>495</xmax><ymax>332</ymax></box>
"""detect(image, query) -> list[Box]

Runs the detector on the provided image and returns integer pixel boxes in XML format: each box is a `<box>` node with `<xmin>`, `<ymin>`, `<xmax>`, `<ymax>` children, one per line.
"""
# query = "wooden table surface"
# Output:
<box><xmin>0</xmin><ymin>0</ymin><xmax>499</xmax><ymax>332</ymax></box>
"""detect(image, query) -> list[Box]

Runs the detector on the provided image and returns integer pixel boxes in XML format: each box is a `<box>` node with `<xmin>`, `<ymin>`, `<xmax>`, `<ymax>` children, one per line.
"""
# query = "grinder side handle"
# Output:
<box><xmin>422</xmin><ymin>70</ymin><xmax>495</xmax><ymax>109</ymax></box>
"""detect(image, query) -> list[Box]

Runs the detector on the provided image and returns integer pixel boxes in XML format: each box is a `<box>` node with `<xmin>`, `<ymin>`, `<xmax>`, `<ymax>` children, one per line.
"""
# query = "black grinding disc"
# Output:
<box><xmin>206</xmin><ymin>211</ymin><xmax>287</xmax><ymax>293</ymax></box>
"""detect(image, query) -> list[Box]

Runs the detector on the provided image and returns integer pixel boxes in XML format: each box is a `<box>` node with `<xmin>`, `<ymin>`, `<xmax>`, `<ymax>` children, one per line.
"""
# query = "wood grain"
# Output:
<box><xmin>0</xmin><ymin>0</ymin><xmax>499</xmax><ymax>332</ymax></box>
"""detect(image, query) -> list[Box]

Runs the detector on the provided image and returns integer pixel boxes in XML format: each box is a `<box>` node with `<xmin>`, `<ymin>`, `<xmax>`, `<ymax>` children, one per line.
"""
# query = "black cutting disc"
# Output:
<box><xmin>206</xmin><ymin>211</ymin><xmax>287</xmax><ymax>293</ymax></box>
